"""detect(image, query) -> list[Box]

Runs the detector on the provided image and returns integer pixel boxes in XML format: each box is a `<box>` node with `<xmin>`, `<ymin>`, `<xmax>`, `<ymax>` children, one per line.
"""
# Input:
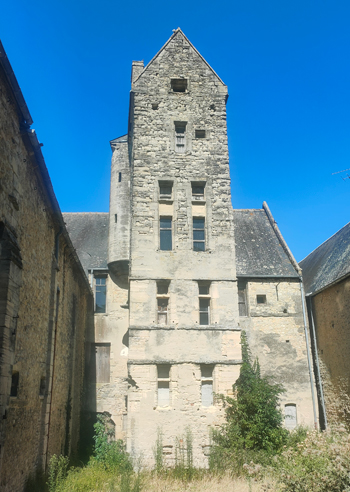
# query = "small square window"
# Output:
<box><xmin>257</xmin><ymin>295</ymin><xmax>267</xmax><ymax>304</ymax></box>
<box><xmin>199</xmin><ymin>285</ymin><xmax>209</xmax><ymax>295</ymax></box>
<box><xmin>171</xmin><ymin>79</ymin><xmax>187</xmax><ymax>92</ymax></box>
<box><xmin>195</xmin><ymin>129</ymin><xmax>206</xmax><ymax>139</ymax></box>
<box><xmin>157</xmin><ymin>282</ymin><xmax>169</xmax><ymax>295</ymax></box>
<box><xmin>159</xmin><ymin>181</ymin><xmax>173</xmax><ymax>200</ymax></box>
<box><xmin>192</xmin><ymin>183</ymin><xmax>205</xmax><ymax>200</ymax></box>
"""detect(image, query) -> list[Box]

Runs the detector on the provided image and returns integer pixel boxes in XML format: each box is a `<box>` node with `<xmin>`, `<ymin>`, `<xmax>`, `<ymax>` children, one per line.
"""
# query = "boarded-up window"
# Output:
<box><xmin>95</xmin><ymin>343</ymin><xmax>110</xmax><ymax>383</ymax></box>
<box><xmin>285</xmin><ymin>404</ymin><xmax>297</xmax><ymax>429</ymax></box>
<box><xmin>201</xmin><ymin>365</ymin><xmax>214</xmax><ymax>406</ymax></box>
<box><xmin>174</xmin><ymin>122</ymin><xmax>186</xmax><ymax>153</ymax></box>
<box><xmin>157</xmin><ymin>364</ymin><xmax>170</xmax><ymax>407</ymax></box>
<box><xmin>238</xmin><ymin>280</ymin><xmax>248</xmax><ymax>316</ymax></box>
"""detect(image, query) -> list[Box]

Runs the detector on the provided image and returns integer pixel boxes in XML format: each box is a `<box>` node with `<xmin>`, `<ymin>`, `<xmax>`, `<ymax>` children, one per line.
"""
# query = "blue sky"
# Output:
<box><xmin>1</xmin><ymin>0</ymin><xmax>350</xmax><ymax>261</ymax></box>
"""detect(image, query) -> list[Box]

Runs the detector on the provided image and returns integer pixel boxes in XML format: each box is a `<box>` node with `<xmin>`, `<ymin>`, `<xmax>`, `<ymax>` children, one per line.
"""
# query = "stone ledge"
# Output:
<box><xmin>129</xmin><ymin>325</ymin><xmax>241</xmax><ymax>331</ymax></box>
<box><xmin>127</xmin><ymin>359</ymin><xmax>243</xmax><ymax>365</ymax></box>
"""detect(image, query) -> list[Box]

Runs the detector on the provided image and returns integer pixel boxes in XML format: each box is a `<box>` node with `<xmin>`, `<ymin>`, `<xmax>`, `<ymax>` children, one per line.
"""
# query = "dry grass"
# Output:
<box><xmin>140</xmin><ymin>473</ymin><xmax>278</xmax><ymax>492</ymax></box>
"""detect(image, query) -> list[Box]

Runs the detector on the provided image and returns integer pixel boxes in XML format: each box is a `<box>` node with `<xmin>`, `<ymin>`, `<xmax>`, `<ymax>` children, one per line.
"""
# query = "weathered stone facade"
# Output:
<box><xmin>0</xmin><ymin>42</ymin><xmax>94</xmax><ymax>491</ymax></box>
<box><xmin>301</xmin><ymin>225</ymin><xmax>350</xmax><ymax>429</ymax></box>
<box><xmin>64</xmin><ymin>28</ymin><xmax>316</xmax><ymax>468</ymax></box>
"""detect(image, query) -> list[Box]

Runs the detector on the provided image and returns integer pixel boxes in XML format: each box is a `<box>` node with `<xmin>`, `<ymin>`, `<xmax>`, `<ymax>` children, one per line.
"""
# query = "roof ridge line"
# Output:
<box><xmin>132</xmin><ymin>28</ymin><xmax>226</xmax><ymax>87</ymax></box>
<box><xmin>299</xmin><ymin>220</ymin><xmax>350</xmax><ymax>264</ymax></box>
<box><xmin>262</xmin><ymin>201</ymin><xmax>302</xmax><ymax>276</ymax></box>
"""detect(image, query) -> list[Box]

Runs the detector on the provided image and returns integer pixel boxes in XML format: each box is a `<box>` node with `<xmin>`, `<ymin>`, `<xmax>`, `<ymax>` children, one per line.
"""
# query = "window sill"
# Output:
<box><xmin>192</xmin><ymin>200</ymin><xmax>206</xmax><ymax>205</ymax></box>
<box><xmin>158</xmin><ymin>199</ymin><xmax>173</xmax><ymax>204</ymax></box>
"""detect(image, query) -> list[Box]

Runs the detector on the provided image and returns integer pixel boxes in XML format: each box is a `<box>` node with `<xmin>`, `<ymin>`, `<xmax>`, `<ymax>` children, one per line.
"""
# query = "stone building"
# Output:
<box><xmin>0</xmin><ymin>41</ymin><xmax>94</xmax><ymax>491</ymax></box>
<box><xmin>65</xmin><ymin>28</ymin><xmax>316</xmax><ymax>466</ymax></box>
<box><xmin>300</xmin><ymin>222</ymin><xmax>350</xmax><ymax>430</ymax></box>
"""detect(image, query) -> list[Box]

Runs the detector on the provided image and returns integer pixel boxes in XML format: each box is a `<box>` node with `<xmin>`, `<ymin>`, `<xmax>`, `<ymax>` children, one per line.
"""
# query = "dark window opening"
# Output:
<box><xmin>160</xmin><ymin>217</ymin><xmax>172</xmax><ymax>251</ymax></box>
<box><xmin>115</xmin><ymin>214</ymin><xmax>117</xmax><ymax>223</ymax></box>
<box><xmin>10</xmin><ymin>371</ymin><xmax>19</xmax><ymax>397</ymax></box>
<box><xmin>152</xmin><ymin>103</ymin><xmax>159</xmax><ymax>110</ymax></box>
<box><xmin>199</xmin><ymin>284</ymin><xmax>210</xmax><ymax>296</ymax></box>
<box><xmin>195</xmin><ymin>129</ymin><xmax>206</xmax><ymax>139</ymax></box>
<box><xmin>95</xmin><ymin>276</ymin><xmax>107</xmax><ymax>313</ymax></box>
<box><xmin>193</xmin><ymin>218</ymin><xmax>205</xmax><ymax>251</ymax></box>
<box><xmin>39</xmin><ymin>377</ymin><xmax>46</xmax><ymax>396</ymax></box>
<box><xmin>118</xmin><ymin>172</ymin><xmax>122</xmax><ymax>182</ymax></box>
<box><xmin>199</xmin><ymin>298</ymin><xmax>210</xmax><ymax>325</ymax></box>
<box><xmin>157</xmin><ymin>282</ymin><xmax>169</xmax><ymax>295</ymax></box>
<box><xmin>174</xmin><ymin>122</ymin><xmax>186</xmax><ymax>153</ymax></box>
<box><xmin>159</xmin><ymin>181</ymin><xmax>173</xmax><ymax>200</ymax></box>
<box><xmin>257</xmin><ymin>295</ymin><xmax>267</xmax><ymax>304</ymax></box>
<box><xmin>95</xmin><ymin>343</ymin><xmax>110</xmax><ymax>383</ymax></box>
<box><xmin>171</xmin><ymin>78</ymin><xmax>187</xmax><ymax>92</ymax></box>
<box><xmin>192</xmin><ymin>183</ymin><xmax>205</xmax><ymax>200</ymax></box>
<box><xmin>238</xmin><ymin>280</ymin><xmax>248</xmax><ymax>316</ymax></box>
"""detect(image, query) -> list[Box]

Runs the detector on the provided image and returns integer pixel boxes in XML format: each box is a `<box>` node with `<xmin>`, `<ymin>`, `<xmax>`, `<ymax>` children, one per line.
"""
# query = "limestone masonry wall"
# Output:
<box><xmin>0</xmin><ymin>53</ymin><xmax>94</xmax><ymax>492</ymax></box>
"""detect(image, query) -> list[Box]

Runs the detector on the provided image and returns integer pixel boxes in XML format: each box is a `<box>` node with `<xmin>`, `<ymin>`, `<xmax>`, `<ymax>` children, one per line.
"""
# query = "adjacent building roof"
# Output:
<box><xmin>300</xmin><ymin>221</ymin><xmax>350</xmax><ymax>295</ymax></box>
<box><xmin>63</xmin><ymin>213</ymin><xmax>109</xmax><ymax>275</ymax></box>
<box><xmin>233</xmin><ymin>207</ymin><xmax>300</xmax><ymax>278</ymax></box>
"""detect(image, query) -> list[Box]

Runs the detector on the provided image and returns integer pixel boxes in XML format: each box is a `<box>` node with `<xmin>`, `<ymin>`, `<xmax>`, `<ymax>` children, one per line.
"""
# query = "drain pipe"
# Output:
<box><xmin>300</xmin><ymin>279</ymin><xmax>318</xmax><ymax>429</ymax></box>
<box><xmin>306</xmin><ymin>295</ymin><xmax>328</xmax><ymax>429</ymax></box>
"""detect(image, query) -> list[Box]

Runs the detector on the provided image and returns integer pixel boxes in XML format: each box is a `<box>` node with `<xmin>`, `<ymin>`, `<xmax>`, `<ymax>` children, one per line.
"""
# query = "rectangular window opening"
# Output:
<box><xmin>201</xmin><ymin>365</ymin><xmax>214</xmax><ymax>407</ymax></box>
<box><xmin>159</xmin><ymin>181</ymin><xmax>173</xmax><ymax>200</ymax></box>
<box><xmin>157</xmin><ymin>298</ymin><xmax>168</xmax><ymax>325</ymax></box>
<box><xmin>199</xmin><ymin>298</ymin><xmax>210</xmax><ymax>325</ymax></box>
<box><xmin>95</xmin><ymin>343</ymin><xmax>110</xmax><ymax>383</ymax></box>
<box><xmin>238</xmin><ymin>280</ymin><xmax>248</xmax><ymax>316</ymax></box>
<box><xmin>157</xmin><ymin>281</ymin><xmax>169</xmax><ymax>295</ymax></box>
<box><xmin>193</xmin><ymin>217</ymin><xmax>205</xmax><ymax>251</ymax></box>
<box><xmin>257</xmin><ymin>294</ymin><xmax>267</xmax><ymax>304</ymax></box>
<box><xmin>175</xmin><ymin>121</ymin><xmax>186</xmax><ymax>153</ymax></box>
<box><xmin>157</xmin><ymin>364</ymin><xmax>170</xmax><ymax>407</ymax></box>
<box><xmin>160</xmin><ymin>217</ymin><xmax>172</xmax><ymax>251</ymax></box>
<box><xmin>118</xmin><ymin>172</ymin><xmax>122</xmax><ymax>182</ymax></box>
<box><xmin>191</xmin><ymin>182</ymin><xmax>205</xmax><ymax>200</ymax></box>
<box><xmin>95</xmin><ymin>276</ymin><xmax>107</xmax><ymax>313</ymax></box>
<box><xmin>171</xmin><ymin>78</ymin><xmax>187</xmax><ymax>92</ymax></box>
<box><xmin>195</xmin><ymin>129</ymin><xmax>206</xmax><ymax>139</ymax></box>
<box><xmin>11</xmin><ymin>371</ymin><xmax>19</xmax><ymax>397</ymax></box>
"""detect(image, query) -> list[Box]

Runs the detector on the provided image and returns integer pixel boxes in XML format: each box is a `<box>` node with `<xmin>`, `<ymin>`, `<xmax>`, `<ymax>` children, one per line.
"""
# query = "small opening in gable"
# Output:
<box><xmin>171</xmin><ymin>79</ymin><xmax>187</xmax><ymax>92</ymax></box>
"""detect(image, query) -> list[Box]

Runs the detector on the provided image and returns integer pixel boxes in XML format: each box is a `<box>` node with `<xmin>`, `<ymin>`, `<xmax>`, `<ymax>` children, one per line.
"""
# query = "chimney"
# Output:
<box><xmin>131</xmin><ymin>61</ymin><xmax>144</xmax><ymax>85</ymax></box>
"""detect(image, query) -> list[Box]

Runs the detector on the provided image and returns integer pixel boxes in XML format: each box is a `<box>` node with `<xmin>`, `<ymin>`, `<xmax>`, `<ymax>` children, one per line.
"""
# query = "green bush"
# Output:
<box><xmin>210</xmin><ymin>332</ymin><xmax>289</xmax><ymax>474</ymax></box>
<box><xmin>92</xmin><ymin>414</ymin><xmax>132</xmax><ymax>472</ymax></box>
<box><xmin>47</xmin><ymin>455</ymin><xmax>69</xmax><ymax>492</ymax></box>
<box><xmin>273</xmin><ymin>429</ymin><xmax>350</xmax><ymax>492</ymax></box>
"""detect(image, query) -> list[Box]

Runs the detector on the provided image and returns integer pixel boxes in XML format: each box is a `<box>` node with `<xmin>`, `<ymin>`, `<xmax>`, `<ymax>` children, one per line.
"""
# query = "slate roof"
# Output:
<box><xmin>300</xmin><ymin>221</ymin><xmax>350</xmax><ymax>295</ymax></box>
<box><xmin>233</xmin><ymin>209</ymin><xmax>299</xmax><ymax>278</ymax></box>
<box><xmin>63</xmin><ymin>213</ymin><xmax>109</xmax><ymax>275</ymax></box>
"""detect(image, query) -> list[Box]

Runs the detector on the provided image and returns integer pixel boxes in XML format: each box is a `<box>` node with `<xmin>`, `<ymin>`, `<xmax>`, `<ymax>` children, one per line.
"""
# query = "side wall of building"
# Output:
<box><xmin>311</xmin><ymin>277</ymin><xmax>350</xmax><ymax>428</ymax></box>
<box><xmin>0</xmin><ymin>60</ymin><xmax>94</xmax><ymax>492</ymax></box>
<box><xmin>239</xmin><ymin>279</ymin><xmax>315</xmax><ymax>429</ymax></box>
